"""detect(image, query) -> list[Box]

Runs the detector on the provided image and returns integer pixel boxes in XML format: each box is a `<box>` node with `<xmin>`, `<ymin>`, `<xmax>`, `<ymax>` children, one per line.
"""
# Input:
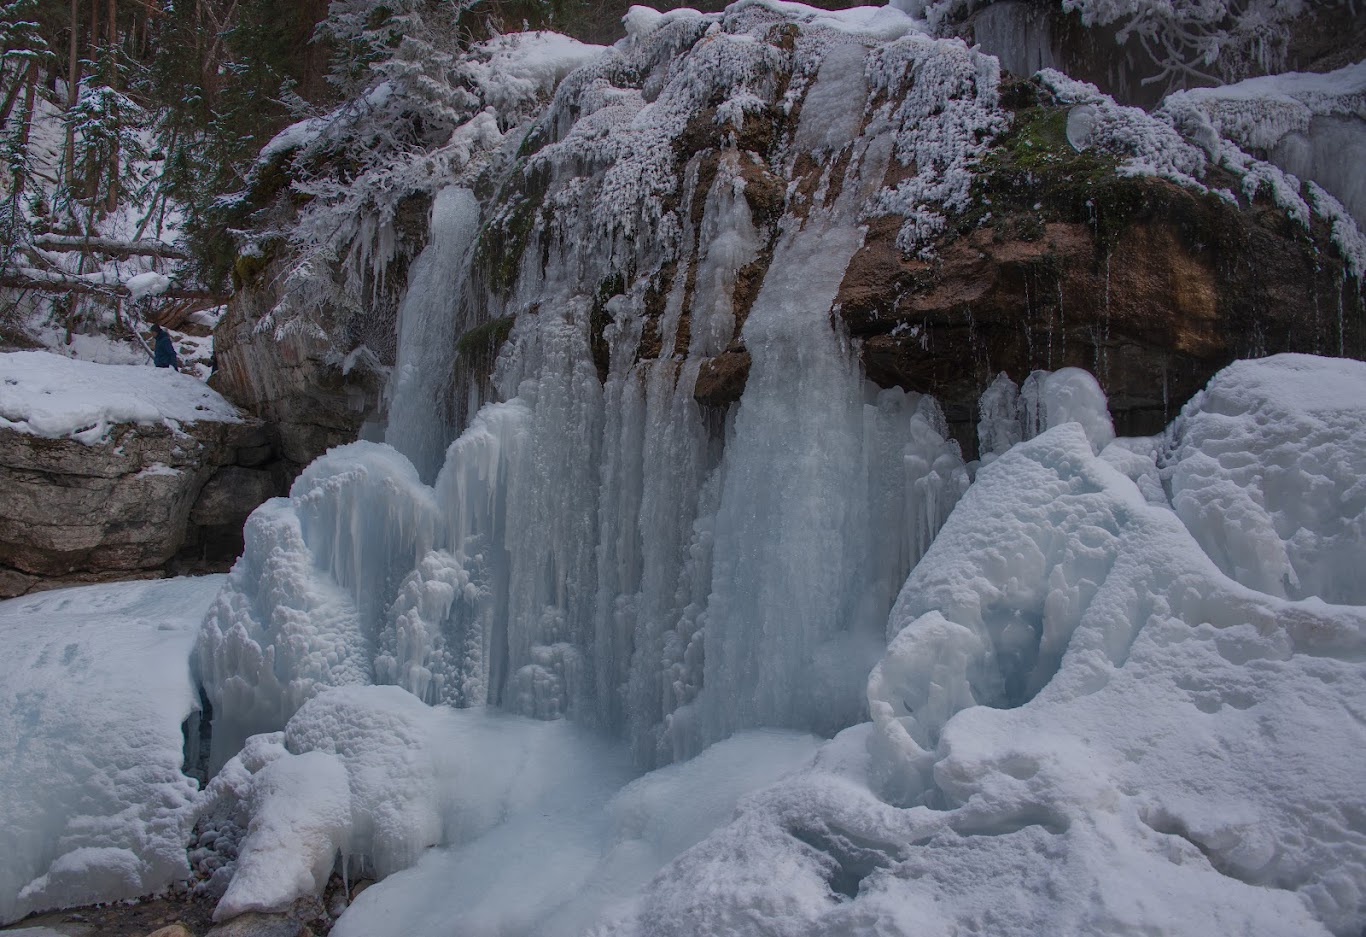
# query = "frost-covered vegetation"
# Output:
<box><xmin>920</xmin><ymin>0</ymin><xmax>1357</xmax><ymax>85</ymax></box>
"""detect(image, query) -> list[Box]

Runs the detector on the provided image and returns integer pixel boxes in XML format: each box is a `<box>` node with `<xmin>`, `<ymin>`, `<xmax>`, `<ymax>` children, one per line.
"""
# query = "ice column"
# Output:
<box><xmin>385</xmin><ymin>186</ymin><xmax>482</xmax><ymax>482</ymax></box>
<box><xmin>694</xmin><ymin>40</ymin><xmax>894</xmax><ymax>746</ymax></box>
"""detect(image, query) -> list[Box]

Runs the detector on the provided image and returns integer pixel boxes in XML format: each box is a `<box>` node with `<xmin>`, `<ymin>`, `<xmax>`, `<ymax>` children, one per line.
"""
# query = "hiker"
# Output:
<box><xmin>151</xmin><ymin>323</ymin><xmax>179</xmax><ymax>370</ymax></box>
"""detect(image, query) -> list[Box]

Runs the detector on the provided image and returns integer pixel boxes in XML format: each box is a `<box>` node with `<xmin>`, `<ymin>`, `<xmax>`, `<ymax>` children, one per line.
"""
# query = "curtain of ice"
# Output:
<box><xmin>200</xmin><ymin>12</ymin><xmax>985</xmax><ymax>774</ymax></box>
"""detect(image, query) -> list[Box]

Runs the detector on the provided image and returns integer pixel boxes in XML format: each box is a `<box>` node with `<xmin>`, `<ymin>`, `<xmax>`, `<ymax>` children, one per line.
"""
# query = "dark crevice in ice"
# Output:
<box><xmin>787</xmin><ymin>822</ymin><xmax>903</xmax><ymax>901</ymax></box>
<box><xmin>181</xmin><ymin>683</ymin><xmax>214</xmax><ymax>786</ymax></box>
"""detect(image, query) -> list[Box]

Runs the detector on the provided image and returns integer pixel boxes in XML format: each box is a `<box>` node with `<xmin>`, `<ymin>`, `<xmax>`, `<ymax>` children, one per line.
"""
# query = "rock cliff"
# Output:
<box><xmin>0</xmin><ymin>417</ymin><xmax>283</xmax><ymax>597</ymax></box>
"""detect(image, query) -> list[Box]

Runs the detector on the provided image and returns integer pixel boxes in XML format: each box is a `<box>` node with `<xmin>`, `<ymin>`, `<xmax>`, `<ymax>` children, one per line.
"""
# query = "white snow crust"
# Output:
<box><xmin>0</xmin><ymin>351</ymin><xmax>240</xmax><ymax>443</ymax></box>
<box><xmin>0</xmin><ymin>577</ymin><xmax>225</xmax><ymax>924</ymax></box>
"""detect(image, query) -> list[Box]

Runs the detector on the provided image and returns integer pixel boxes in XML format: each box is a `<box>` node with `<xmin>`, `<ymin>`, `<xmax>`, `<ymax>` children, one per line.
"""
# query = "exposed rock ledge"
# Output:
<box><xmin>0</xmin><ymin>419</ymin><xmax>283</xmax><ymax>598</ymax></box>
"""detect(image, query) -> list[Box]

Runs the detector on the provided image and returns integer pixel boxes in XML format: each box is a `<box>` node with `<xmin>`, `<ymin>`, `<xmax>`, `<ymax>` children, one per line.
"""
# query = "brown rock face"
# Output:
<box><xmin>695</xmin><ymin>349</ymin><xmax>752</xmax><ymax>408</ymax></box>
<box><xmin>840</xmin><ymin>171</ymin><xmax>1364</xmax><ymax>453</ymax></box>
<box><xmin>210</xmin><ymin>193</ymin><xmax>431</xmax><ymax>474</ymax></box>
<box><xmin>210</xmin><ymin>280</ymin><xmax>387</xmax><ymax>469</ymax></box>
<box><xmin>0</xmin><ymin>419</ymin><xmax>285</xmax><ymax>597</ymax></box>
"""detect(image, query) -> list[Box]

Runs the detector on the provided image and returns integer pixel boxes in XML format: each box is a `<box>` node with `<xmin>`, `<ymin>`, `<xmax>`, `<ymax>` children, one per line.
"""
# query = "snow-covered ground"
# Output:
<box><xmin>0</xmin><ymin>577</ymin><xmax>224</xmax><ymax>925</ymax></box>
<box><xmin>0</xmin><ymin>350</ymin><xmax>239</xmax><ymax>443</ymax></box>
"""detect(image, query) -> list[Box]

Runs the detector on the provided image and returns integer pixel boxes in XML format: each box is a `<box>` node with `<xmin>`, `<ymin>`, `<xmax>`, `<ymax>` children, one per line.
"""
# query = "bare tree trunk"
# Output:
<box><xmin>0</xmin><ymin>68</ymin><xmax>23</xmax><ymax>129</ymax></box>
<box><xmin>86</xmin><ymin>0</ymin><xmax>102</xmax><ymax>204</ymax></box>
<box><xmin>106</xmin><ymin>0</ymin><xmax>119</xmax><ymax>213</ymax></box>
<box><xmin>10</xmin><ymin>61</ymin><xmax>38</xmax><ymax>201</ymax></box>
<box><xmin>65</xmin><ymin>0</ymin><xmax>81</xmax><ymax>192</ymax></box>
<box><xmin>91</xmin><ymin>0</ymin><xmax>100</xmax><ymax>61</ymax></box>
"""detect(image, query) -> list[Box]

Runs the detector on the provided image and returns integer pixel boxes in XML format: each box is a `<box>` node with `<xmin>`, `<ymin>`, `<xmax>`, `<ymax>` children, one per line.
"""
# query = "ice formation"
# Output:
<box><xmin>613</xmin><ymin>397</ymin><xmax>1366</xmax><ymax>937</ymax></box>
<box><xmin>3</xmin><ymin>0</ymin><xmax>1365</xmax><ymax>932</ymax></box>
<box><xmin>198</xmin><ymin>0</ymin><xmax>984</xmax><ymax>782</ymax></box>
<box><xmin>384</xmin><ymin>186</ymin><xmax>483</xmax><ymax>481</ymax></box>
<box><xmin>180</xmin><ymin>2</ymin><xmax>1366</xmax><ymax>931</ymax></box>
<box><xmin>977</xmin><ymin>366</ymin><xmax>1114</xmax><ymax>461</ymax></box>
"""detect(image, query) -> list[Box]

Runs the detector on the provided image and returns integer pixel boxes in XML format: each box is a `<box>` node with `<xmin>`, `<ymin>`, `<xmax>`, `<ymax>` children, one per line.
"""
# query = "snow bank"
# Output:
<box><xmin>611</xmin><ymin>413</ymin><xmax>1366</xmax><ymax>936</ymax></box>
<box><xmin>0</xmin><ymin>576</ymin><xmax>226</xmax><ymax>924</ymax></box>
<box><xmin>1165</xmin><ymin>354</ymin><xmax>1366</xmax><ymax>605</ymax></box>
<box><xmin>0</xmin><ymin>351</ymin><xmax>240</xmax><ymax>443</ymax></box>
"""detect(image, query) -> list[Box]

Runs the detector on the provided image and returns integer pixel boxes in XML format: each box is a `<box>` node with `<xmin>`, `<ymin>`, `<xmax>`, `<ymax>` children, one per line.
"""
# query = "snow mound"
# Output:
<box><xmin>1165</xmin><ymin>354</ymin><xmax>1366</xmax><ymax>605</ymax></box>
<box><xmin>611</xmin><ymin>414</ymin><xmax>1366</xmax><ymax>936</ymax></box>
<box><xmin>0</xmin><ymin>576</ymin><xmax>226</xmax><ymax>924</ymax></box>
<box><xmin>458</xmin><ymin>32</ymin><xmax>606</xmax><ymax>115</ymax></box>
<box><xmin>0</xmin><ymin>351</ymin><xmax>240</xmax><ymax>443</ymax></box>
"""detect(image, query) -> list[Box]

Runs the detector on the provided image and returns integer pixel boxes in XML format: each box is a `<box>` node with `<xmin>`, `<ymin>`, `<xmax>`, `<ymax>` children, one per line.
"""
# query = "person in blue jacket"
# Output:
<box><xmin>151</xmin><ymin>323</ymin><xmax>179</xmax><ymax>370</ymax></box>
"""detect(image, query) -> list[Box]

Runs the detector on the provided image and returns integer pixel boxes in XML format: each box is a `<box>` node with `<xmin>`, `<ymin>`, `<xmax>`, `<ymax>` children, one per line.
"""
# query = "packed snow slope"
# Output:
<box><xmin>0</xmin><ymin>577</ymin><xmax>225</xmax><ymax>924</ymax></box>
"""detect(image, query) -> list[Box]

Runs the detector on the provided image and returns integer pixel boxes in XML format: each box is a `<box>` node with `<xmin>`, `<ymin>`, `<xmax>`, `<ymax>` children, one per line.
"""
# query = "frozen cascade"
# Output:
<box><xmin>690</xmin><ymin>39</ymin><xmax>901</xmax><ymax>749</ymax></box>
<box><xmin>1</xmin><ymin>1</ymin><xmax>1359</xmax><ymax>933</ymax></box>
<box><xmin>968</xmin><ymin>1</ymin><xmax>1056</xmax><ymax>80</ymax></box>
<box><xmin>196</xmin><ymin>5</ymin><xmax>985</xmax><ymax>781</ymax></box>
<box><xmin>384</xmin><ymin>186</ymin><xmax>482</xmax><ymax>482</ymax></box>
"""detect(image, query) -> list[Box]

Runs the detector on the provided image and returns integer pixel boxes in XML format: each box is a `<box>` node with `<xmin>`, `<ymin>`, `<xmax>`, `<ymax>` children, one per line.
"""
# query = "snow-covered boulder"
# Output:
<box><xmin>0</xmin><ymin>351</ymin><xmax>280</xmax><ymax>595</ymax></box>
<box><xmin>1165</xmin><ymin>353</ymin><xmax>1366</xmax><ymax>604</ymax></box>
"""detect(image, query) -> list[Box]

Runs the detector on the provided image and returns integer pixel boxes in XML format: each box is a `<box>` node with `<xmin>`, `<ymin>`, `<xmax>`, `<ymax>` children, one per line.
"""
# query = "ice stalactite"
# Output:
<box><xmin>977</xmin><ymin>366</ymin><xmax>1114</xmax><ymax>464</ymax></box>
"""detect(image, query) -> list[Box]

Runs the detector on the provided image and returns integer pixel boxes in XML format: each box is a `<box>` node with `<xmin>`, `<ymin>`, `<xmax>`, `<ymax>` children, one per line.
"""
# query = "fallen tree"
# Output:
<box><xmin>30</xmin><ymin>234</ymin><xmax>191</xmax><ymax>261</ymax></box>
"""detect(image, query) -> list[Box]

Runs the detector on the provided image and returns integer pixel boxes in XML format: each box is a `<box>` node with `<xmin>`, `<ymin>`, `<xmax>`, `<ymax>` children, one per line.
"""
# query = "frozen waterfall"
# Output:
<box><xmin>178</xmin><ymin>5</ymin><xmax>1366</xmax><ymax>937</ymax></box>
<box><xmin>385</xmin><ymin>186</ymin><xmax>483</xmax><ymax>482</ymax></box>
<box><xmin>197</xmin><ymin>9</ymin><xmax>982</xmax><ymax>775</ymax></box>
